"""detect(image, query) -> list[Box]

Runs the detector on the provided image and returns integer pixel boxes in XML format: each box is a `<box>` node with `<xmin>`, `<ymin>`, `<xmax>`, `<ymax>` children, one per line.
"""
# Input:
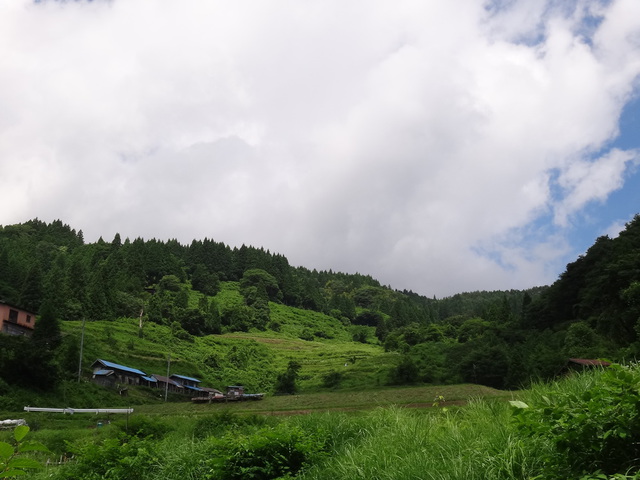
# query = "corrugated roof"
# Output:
<box><xmin>201</xmin><ymin>387</ymin><xmax>223</xmax><ymax>394</ymax></box>
<box><xmin>93</xmin><ymin>359</ymin><xmax>147</xmax><ymax>376</ymax></box>
<box><xmin>568</xmin><ymin>358</ymin><xmax>611</xmax><ymax>367</ymax></box>
<box><xmin>184</xmin><ymin>385</ymin><xmax>202</xmax><ymax>391</ymax></box>
<box><xmin>171</xmin><ymin>374</ymin><xmax>201</xmax><ymax>383</ymax></box>
<box><xmin>141</xmin><ymin>376</ymin><xmax>157</xmax><ymax>383</ymax></box>
<box><xmin>152</xmin><ymin>375</ymin><xmax>183</xmax><ymax>387</ymax></box>
<box><xmin>94</xmin><ymin>369</ymin><xmax>114</xmax><ymax>376</ymax></box>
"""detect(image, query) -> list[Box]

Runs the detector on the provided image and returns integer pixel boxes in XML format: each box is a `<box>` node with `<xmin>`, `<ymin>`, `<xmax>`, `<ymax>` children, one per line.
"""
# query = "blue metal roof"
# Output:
<box><xmin>141</xmin><ymin>376</ymin><xmax>157</xmax><ymax>383</ymax></box>
<box><xmin>94</xmin><ymin>369</ymin><xmax>114</xmax><ymax>376</ymax></box>
<box><xmin>94</xmin><ymin>359</ymin><xmax>147</xmax><ymax>376</ymax></box>
<box><xmin>171</xmin><ymin>374</ymin><xmax>201</xmax><ymax>383</ymax></box>
<box><xmin>184</xmin><ymin>385</ymin><xmax>202</xmax><ymax>391</ymax></box>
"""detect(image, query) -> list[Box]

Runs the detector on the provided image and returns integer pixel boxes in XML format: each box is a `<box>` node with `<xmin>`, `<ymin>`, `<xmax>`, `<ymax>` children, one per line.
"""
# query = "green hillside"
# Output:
<box><xmin>65</xmin><ymin>305</ymin><xmax>397</xmax><ymax>394</ymax></box>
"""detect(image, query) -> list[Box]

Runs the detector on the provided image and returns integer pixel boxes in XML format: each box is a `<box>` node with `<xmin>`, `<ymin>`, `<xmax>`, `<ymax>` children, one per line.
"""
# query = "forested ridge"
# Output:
<box><xmin>1</xmin><ymin>215</ymin><xmax>640</xmax><ymax>393</ymax></box>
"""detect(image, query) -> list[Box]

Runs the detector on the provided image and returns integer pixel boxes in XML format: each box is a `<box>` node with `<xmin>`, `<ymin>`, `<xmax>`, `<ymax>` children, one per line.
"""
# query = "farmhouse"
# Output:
<box><xmin>0</xmin><ymin>302</ymin><xmax>36</xmax><ymax>337</ymax></box>
<box><xmin>170</xmin><ymin>374</ymin><xmax>204</xmax><ymax>395</ymax></box>
<box><xmin>89</xmin><ymin>359</ymin><xmax>214</xmax><ymax>398</ymax></box>
<box><xmin>91</xmin><ymin>359</ymin><xmax>150</xmax><ymax>387</ymax></box>
<box><xmin>152</xmin><ymin>375</ymin><xmax>184</xmax><ymax>394</ymax></box>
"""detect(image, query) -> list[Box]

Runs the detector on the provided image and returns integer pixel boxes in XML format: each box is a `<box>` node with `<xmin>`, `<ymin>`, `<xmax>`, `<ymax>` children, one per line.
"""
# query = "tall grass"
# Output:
<box><xmin>31</xmin><ymin>401</ymin><xmax>549</xmax><ymax>480</ymax></box>
<box><xmin>28</xmin><ymin>367</ymin><xmax>640</xmax><ymax>480</ymax></box>
<box><xmin>297</xmin><ymin>402</ymin><xmax>549</xmax><ymax>480</ymax></box>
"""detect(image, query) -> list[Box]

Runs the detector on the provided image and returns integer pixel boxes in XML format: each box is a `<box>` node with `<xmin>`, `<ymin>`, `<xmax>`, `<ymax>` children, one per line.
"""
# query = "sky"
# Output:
<box><xmin>1</xmin><ymin>0</ymin><xmax>640</xmax><ymax>298</ymax></box>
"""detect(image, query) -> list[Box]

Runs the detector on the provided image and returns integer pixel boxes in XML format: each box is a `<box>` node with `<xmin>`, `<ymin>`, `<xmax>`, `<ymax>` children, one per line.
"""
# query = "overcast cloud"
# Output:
<box><xmin>1</xmin><ymin>0</ymin><xmax>639</xmax><ymax>297</ymax></box>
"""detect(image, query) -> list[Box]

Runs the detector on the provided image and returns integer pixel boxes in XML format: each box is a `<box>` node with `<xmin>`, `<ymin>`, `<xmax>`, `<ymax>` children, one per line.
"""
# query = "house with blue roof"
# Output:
<box><xmin>152</xmin><ymin>374</ymin><xmax>184</xmax><ymax>394</ymax></box>
<box><xmin>170</xmin><ymin>374</ymin><xmax>205</xmax><ymax>395</ymax></box>
<box><xmin>91</xmin><ymin>359</ymin><xmax>151</xmax><ymax>388</ymax></box>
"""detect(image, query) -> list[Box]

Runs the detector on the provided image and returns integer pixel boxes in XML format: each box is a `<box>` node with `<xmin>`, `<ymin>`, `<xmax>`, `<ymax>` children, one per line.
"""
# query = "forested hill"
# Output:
<box><xmin>525</xmin><ymin>214</ymin><xmax>640</xmax><ymax>344</ymax></box>
<box><xmin>1</xmin><ymin>215</ymin><xmax>640</xmax><ymax>391</ymax></box>
<box><xmin>0</xmin><ymin>218</ymin><xmax>534</xmax><ymax>329</ymax></box>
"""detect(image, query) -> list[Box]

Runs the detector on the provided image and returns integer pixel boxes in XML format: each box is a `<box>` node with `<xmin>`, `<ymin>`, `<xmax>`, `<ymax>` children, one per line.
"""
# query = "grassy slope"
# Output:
<box><xmin>63</xmin><ymin>282</ymin><xmax>399</xmax><ymax>396</ymax></box>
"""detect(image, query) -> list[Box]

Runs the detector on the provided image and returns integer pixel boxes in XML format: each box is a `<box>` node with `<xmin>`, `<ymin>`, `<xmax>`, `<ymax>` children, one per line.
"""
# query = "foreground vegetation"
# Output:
<box><xmin>2</xmin><ymin>365</ymin><xmax>639</xmax><ymax>480</ymax></box>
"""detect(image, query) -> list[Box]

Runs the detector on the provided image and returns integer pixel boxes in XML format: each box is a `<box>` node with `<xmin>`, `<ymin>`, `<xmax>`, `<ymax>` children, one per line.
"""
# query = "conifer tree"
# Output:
<box><xmin>32</xmin><ymin>301</ymin><xmax>61</xmax><ymax>351</ymax></box>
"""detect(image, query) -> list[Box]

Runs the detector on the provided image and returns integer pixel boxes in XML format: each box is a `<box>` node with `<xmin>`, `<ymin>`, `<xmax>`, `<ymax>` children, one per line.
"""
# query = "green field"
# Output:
<box><xmin>134</xmin><ymin>383</ymin><xmax>510</xmax><ymax>416</ymax></box>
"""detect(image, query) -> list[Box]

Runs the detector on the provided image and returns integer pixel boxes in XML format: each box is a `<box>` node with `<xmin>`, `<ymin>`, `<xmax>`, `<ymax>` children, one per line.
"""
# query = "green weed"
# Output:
<box><xmin>206</xmin><ymin>422</ymin><xmax>329</xmax><ymax>479</ymax></box>
<box><xmin>511</xmin><ymin>364</ymin><xmax>640</xmax><ymax>478</ymax></box>
<box><xmin>0</xmin><ymin>425</ymin><xmax>49</xmax><ymax>478</ymax></box>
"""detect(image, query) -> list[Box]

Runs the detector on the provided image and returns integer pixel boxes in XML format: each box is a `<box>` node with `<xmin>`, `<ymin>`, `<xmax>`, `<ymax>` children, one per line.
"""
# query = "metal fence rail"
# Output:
<box><xmin>23</xmin><ymin>407</ymin><xmax>134</xmax><ymax>414</ymax></box>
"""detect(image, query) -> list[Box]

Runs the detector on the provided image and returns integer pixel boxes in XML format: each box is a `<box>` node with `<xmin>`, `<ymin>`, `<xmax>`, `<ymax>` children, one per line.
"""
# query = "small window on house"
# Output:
<box><xmin>26</xmin><ymin>315</ymin><xmax>31</xmax><ymax>323</ymax></box>
<box><xmin>9</xmin><ymin>309</ymin><xmax>18</xmax><ymax>322</ymax></box>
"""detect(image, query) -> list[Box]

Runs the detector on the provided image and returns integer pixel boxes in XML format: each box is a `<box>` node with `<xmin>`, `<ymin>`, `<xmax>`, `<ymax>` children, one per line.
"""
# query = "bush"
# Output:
<box><xmin>299</xmin><ymin>329</ymin><xmax>314</xmax><ymax>341</ymax></box>
<box><xmin>113</xmin><ymin>415</ymin><xmax>173</xmax><ymax>439</ymax></box>
<box><xmin>193</xmin><ymin>412</ymin><xmax>270</xmax><ymax>439</ymax></box>
<box><xmin>56</xmin><ymin>434</ymin><xmax>158</xmax><ymax>480</ymax></box>
<box><xmin>322</xmin><ymin>370</ymin><xmax>343</xmax><ymax>389</ymax></box>
<box><xmin>206</xmin><ymin>423</ymin><xmax>327</xmax><ymax>479</ymax></box>
<box><xmin>389</xmin><ymin>355</ymin><xmax>419</xmax><ymax>385</ymax></box>
<box><xmin>511</xmin><ymin>364</ymin><xmax>640</xmax><ymax>478</ymax></box>
<box><xmin>351</xmin><ymin>326</ymin><xmax>368</xmax><ymax>343</ymax></box>
<box><xmin>170</xmin><ymin>321</ymin><xmax>194</xmax><ymax>342</ymax></box>
<box><xmin>274</xmin><ymin>361</ymin><xmax>301</xmax><ymax>395</ymax></box>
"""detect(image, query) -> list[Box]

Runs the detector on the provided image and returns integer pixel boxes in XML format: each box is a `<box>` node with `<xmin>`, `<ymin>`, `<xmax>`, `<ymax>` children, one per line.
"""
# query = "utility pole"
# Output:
<box><xmin>138</xmin><ymin>308</ymin><xmax>144</xmax><ymax>338</ymax></box>
<box><xmin>164</xmin><ymin>354</ymin><xmax>171</xmax><ymax>402</ymax></box>
<box><xmin>78</xmin><ymin>317</ymin><xmax>86</xmax><ymax>383</ymax></box>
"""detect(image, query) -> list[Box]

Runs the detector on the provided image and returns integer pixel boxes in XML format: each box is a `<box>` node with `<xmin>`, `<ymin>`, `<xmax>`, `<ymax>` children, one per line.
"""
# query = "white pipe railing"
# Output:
<box><xmin>23</xmin><ymin>407</ymin><xmax>133</xmax><ymax>414</ymax></box>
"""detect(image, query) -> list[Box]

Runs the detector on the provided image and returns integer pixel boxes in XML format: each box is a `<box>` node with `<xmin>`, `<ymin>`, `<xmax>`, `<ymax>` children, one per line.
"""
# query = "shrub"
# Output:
<box><xmin>511</xmin><ymin>364</ymin><xmax>640</xmax><ymax>478</ymax></box>
<box><xmin>193</xmin><ymin>412</ymin><xmax>270</xmax><ymax>439</ymax></box>
<box><xmin>388</xmin><ymin>355</ymin><xmax>419</xmax><ymax>385</ymax></box>
<box><xmin>299</xmin><ymin>329</ymin><xmax>314</xmax><ymax>341</ymax></box>
<box><xmin>274</xmin><ymin>361</ymin><xmax>301</xmax><ymax>394</ymax></box>
<box><xmin>113</xmin><ymin>415</ymin><xmax>173</xmax><ymax>439</ymax></box>
<box><xmin>322</xmin><ymin>370</ymin><xmax>344</xmax><ymax>389</ymax></box>
<box><xmin>351</xmin><ymin>326</ymin><xmax>368</xmax><ymax>343</ymax></box>
<box><xmin>206</xmin><ymin>423</ymin><xmax>327</xmax><ymax>479</ymax></box>
<box><xmin>57</xmin><ymin>434</ymin><xmax>158</xmax><ymax>480</ymax></box>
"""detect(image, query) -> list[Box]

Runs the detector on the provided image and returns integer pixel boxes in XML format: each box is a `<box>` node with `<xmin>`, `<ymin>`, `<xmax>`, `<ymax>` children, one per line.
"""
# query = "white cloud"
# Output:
<box><xmin>1</xmin><ymin>0</ymin><xmax>639</xmax><ymax>297</ymax></box>
<box><xmin>554</xmin><ymin>148</ymin><xmax>639</xmax><ymax>226</ymax></box>
<box><xmin>603</xmin><ymin>218</ymin><xmax>630</xmax><ymax>239</ymax></box>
